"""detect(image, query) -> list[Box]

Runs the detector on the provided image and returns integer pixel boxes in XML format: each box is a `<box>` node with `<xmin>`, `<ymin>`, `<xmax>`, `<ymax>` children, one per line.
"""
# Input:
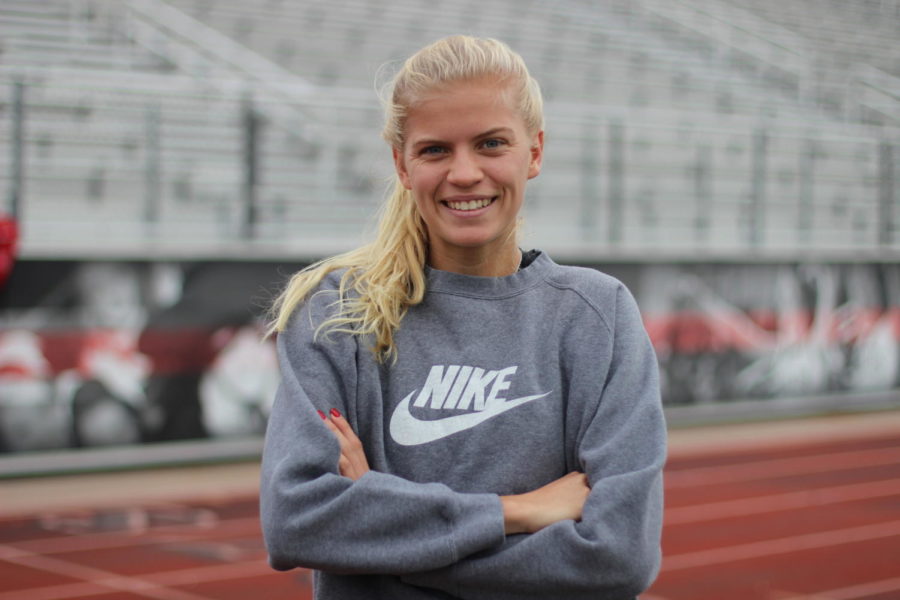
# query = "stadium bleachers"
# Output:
<box><xmin>0</xmin><ymin>0</ymin><xmax>897</xmax><ymax>260</ymax></box>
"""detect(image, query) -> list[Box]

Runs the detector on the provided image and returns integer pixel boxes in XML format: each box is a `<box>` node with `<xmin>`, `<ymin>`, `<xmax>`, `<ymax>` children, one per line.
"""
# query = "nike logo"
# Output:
<box><xmin>389</xmin><ymin>390</ymin><xmax>550</xmax><ymax>446</ymax></box>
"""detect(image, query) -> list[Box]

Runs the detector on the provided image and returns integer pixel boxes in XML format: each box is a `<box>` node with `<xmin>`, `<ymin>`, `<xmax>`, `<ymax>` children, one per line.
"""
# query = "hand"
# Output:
<box><xmin>320</xmin><ymin>409</ymin><xmax>370</xmax><ymax>481</ymax></box>
<box><xmin>500</xmin><ymin>472</ymin><xmax>590</xmax><ymax>535</ymax></box>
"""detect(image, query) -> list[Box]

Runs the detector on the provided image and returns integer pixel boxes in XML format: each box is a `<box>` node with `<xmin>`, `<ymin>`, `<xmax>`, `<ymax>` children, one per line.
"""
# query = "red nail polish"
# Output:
<box><xmin>317</xmin><ymin>410</ymin><xmax>327</xmax><ymax>420</ymax></box>
<box><xmin>330</xmin><ymin>408</ymin><xmax>342</xmax><ymax>419</ymax></box>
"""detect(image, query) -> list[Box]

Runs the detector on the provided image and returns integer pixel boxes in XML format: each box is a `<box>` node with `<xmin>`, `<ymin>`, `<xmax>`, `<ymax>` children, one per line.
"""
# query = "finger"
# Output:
<box><xmin>324</xmin><ymin>409</ymin><xmax>358</xmax><ymax>446</ymax></box>
<box><xmin>319</xmin><ymin>408</ymin><xmax>370</xmax><ymax>481</ymax></box>
<box><xmin>319</xmin><ymin>412</ymin><xmax>343</xmax><ymax>439</ymax></box>
<box><xmin>565</xmin><ymin>471</ymin><xmax>590</xmax><ymax>489</ymax></box>
<box><xmin>326</xmin><ymin>421</ymin><xmax>357</xmax><ymax>478</ymax></box>
<box><xmin>320</xmin><ymin>412</ymin><xmax>356</xmax><ymax>458</ymax></box>
<box><xmin>328</xmin><ymin>408</ymin><xmax>358</xmax><ymax>441</ymax></box>
<box><xmin>329</xmin><ymin>410</ymin><xmax>368</xmax><ymax>457</ymax></box>
<box><xmin>338</xmin><ymin>454</ymin><xmax>352</xmax><ymax>476</ymax></box>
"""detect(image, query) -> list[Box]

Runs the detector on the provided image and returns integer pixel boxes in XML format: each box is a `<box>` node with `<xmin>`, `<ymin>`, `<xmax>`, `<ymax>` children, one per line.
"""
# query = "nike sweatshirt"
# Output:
<box><xmin>260</xmin><ymin>251</ymin><xmax>666</xmax><ymax>600</ymax></box>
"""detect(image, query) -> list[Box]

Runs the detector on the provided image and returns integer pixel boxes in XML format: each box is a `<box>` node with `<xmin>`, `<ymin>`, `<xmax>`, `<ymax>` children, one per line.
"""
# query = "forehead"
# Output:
<box><xmin>403</xmin><ymin>78</ymin><xmax>526</xmax><ymax>142</ymax></box>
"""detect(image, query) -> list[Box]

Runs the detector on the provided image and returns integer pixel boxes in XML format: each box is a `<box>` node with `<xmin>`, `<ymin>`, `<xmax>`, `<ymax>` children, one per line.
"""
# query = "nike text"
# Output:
<box><xmin>415</xmin><ymin>364</ymin><xmax>517</xmax><ymax>411</ymax></box>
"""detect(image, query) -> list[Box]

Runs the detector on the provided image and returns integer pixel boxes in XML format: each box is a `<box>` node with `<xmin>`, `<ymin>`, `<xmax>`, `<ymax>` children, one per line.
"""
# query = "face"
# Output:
<box><xmin>392</xmin><ymin>77</ymin><xmax>543</xmax><ymax>272</ymax></box>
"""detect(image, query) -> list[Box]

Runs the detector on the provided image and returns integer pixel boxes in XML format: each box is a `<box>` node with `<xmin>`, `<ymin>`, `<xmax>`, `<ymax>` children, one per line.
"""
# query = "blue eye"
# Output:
<box><xmin>482</xmin><ymin>138</ymin><xmax>505</xmax><ymax>150</ymax></box>
<box><xmin>421</xmin><ymin>146</ymin><xmax>446</xmax><ymax>155</ymax></box>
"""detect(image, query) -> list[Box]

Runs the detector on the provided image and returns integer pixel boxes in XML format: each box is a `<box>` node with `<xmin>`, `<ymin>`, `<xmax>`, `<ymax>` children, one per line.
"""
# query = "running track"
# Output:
<box><xmin>1</xmin><ymin>411</ymin><xmax>898</xmax><ymax>600</ymax></box>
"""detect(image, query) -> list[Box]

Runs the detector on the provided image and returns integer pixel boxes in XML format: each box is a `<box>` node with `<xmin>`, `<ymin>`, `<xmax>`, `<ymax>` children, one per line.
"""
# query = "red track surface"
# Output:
<box><xmin>1</xmin><ymin>414</ymin><xmax>898</xmax><ymax>600</ymax></box>
<box><xmin>649</xmin><ymin>428</ymin><xmax>900</xmax><ymax>600</ymax></box>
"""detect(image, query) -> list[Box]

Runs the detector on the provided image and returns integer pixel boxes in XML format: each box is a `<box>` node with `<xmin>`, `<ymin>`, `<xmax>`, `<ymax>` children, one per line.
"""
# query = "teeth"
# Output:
<box><xmin>447</xmin><ymin>198</ymin><xmax>492</xmax><ymax>211</ymax></box>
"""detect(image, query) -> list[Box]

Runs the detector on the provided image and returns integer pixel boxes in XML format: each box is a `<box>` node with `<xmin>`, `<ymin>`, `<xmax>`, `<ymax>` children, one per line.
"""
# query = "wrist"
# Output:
<box><xmin>500</xmin><ymin>495</ymin><xmax>529</xmax><ymax>535</ymax></box>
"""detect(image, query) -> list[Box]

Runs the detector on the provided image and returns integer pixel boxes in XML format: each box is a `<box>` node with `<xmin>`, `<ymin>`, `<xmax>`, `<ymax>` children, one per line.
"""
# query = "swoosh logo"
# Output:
<box><xmin>389</xmin><ymin>390</ymin><xmax>550</xmax><ymax>446</ymax></box>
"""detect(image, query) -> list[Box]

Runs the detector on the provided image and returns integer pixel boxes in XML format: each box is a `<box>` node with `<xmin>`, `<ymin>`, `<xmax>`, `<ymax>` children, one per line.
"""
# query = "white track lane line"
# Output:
<box><xmin>0</xmin><ymin>545</ymin><xmax>213</xmax><ymax>600</ymax></box>
<box><xmin>661</xmin><ymin>519</ymin><xmax>900</xmax><ymax>572</ymax></box>
<box><xmin>803</xmin><ymin>576</ymin><xmax>900</xmax><ymax>600</ymax></box>
<box><xmin>9</xmin><ymin>516</ymin><xmax>261</xmax><ymax>555</ymax></box>
<box><xmin>666</xmin><ymin>478</ymin><xmax>900</xmax><ymax>524</ymax></box>
<box><xmin>141</xmin><ymin>559</ymin><xmax>282</xmax><ymax>586</ymax></box>
<box><xmin>0</xmin><ymin>559</ymin><xmax>282</xmax><ymax>600</ymax></box>
<box><xmin>0</xmin><ymin>581</ymin><xmax>108</xmax><ymax>600</ymax></box>
<box><xmin>666</xmin><ymin>446</ymin><xmax>900</xmax><ymax>488</ymax></box>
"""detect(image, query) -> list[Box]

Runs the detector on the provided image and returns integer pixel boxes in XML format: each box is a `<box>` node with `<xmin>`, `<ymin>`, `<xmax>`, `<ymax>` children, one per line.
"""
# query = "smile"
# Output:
<box><xmin>442</xmin><ymin>197</ymin><xmax>496</xmax><ymax>211</ymax></box>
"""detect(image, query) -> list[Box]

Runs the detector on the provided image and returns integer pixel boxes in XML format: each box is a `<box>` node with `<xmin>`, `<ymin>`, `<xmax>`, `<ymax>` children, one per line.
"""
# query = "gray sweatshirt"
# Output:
<box><xmin>260</xmin><ymin>251</ymin><xmax>665</xmax><ymax>599</ymax></box>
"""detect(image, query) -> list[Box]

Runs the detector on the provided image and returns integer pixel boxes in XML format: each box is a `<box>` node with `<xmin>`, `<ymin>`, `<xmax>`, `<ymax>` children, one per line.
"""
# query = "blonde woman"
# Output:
<box><xmin>260</xmin><ymin>35</ymin><xmax>665</xmax><ymax>600</ymax></box>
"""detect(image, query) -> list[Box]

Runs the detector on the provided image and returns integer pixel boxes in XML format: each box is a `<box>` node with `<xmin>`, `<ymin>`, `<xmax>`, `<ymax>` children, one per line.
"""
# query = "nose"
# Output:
<box><xmin>446</xmin><ymin>150</ymin><xmax>483</xmax><ymax>188</ymax></box>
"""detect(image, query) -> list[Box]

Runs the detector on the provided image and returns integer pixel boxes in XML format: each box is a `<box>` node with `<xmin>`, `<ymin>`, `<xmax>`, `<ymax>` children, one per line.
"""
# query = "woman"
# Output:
<box><xmin>260</xmin><ymin>35</ymin><xmax>665</xmax><ymax>599</ymax></box>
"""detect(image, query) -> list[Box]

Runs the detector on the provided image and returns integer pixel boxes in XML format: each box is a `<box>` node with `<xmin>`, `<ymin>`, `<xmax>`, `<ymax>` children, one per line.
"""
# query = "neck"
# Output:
<box><xmin>428</xmin><ymin>243</ymin><xmax>522</xmax><ymax>277</ymax></box>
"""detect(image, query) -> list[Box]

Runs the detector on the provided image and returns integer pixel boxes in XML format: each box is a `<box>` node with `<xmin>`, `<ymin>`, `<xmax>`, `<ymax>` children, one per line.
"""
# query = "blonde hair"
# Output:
<box><xmin>268</xmin><ymin>35</ymin><xmax>544</xmax><ymax>362</ymax></box>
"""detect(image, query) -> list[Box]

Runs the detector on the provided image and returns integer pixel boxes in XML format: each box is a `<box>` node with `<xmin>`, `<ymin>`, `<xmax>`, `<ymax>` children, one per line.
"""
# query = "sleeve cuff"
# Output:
<box><xmin>449</xmin><ymin>493</ymin><xmax>506</xmax><ymax>560</ymax></box>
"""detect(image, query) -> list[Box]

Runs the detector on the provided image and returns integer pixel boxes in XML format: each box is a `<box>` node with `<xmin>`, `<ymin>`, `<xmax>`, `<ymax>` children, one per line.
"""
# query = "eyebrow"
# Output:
<box><xmin>475</xmin><ymin>127</ymin><xmax>515</xmax><ymax>139</ymax></box>
<box><xmin>410</xmin><ymin>127</ymin><xmax>516</xmax><ymax>149</ymax></box>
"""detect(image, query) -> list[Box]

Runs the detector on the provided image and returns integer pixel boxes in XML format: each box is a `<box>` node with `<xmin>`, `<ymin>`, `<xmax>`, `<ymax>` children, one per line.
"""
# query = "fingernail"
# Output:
<box><xmin>317</xmin><ymin>410</ymin><xmax>327</xmax><ymax>420</ymax></box>
<box><xmin>330</xmin><ymin>408</ymin><xmax>342</xmax><ymax>418</ymax></box>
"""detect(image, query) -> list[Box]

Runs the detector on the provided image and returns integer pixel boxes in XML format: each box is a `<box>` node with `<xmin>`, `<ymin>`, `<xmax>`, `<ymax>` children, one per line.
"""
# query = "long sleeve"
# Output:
<box><xmin>400</xmin><ymin>283</ymin><xmax>666</xmax><ymax>599</ymax></box>
<box><xmin>259</xmin><ymin>276</ymin><xmax>506</xmax><ymax>575</ymax></box>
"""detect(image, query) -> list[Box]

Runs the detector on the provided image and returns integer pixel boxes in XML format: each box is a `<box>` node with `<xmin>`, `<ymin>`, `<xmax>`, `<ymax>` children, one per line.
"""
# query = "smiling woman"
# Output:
<box><xmin>393</xmin><ymin>77</ymin><xmax>543</xmax><ymax>275</ymax></box>
<box><xmin>260</xmin><ymin>35</ymin><xmax>666</xmax><ymax>600</ymax></box>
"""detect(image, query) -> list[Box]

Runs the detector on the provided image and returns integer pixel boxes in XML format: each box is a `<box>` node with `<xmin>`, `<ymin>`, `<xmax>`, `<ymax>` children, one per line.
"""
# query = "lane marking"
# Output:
<box><xmin>803</xmin><ymin>576</ymin><xmax>900</xmax><ymax>600</ymax></box>
<box><xmin>143</xmin><ymin>559</ymin><xmax>277</xmax><ymax>586</ymax></box>
<box><xmin>661</xmin><ymin>519</ymin><xmax>900</xmax><ymax>572</ymax></box>
<box><xmin>0</xmin><ymin>581</ymin><xmax>115</xmax><ymax>600</ymax></box>
<box><xmin>0</xmin><ymin>554</ymin><xmax>286</xmax><ymax>600</ymax></box>
<box><xmin>7</xmin><ymin>517</ymin><xmax>260</xmax><ymax>555</ymax></box>
<box><xmin>665</xmin><ymin>478</ymin><xmax>900</xmax><ymax>524</ymax></box>
<box><xmin>0</xmin><ymin>545</ymin><xmax>212</xmax><ymax>600</ymax></box>
<box><xmin>666</xmin><ymin>447</ymin><xmax>900</xmax><ymax>488</ymax></box>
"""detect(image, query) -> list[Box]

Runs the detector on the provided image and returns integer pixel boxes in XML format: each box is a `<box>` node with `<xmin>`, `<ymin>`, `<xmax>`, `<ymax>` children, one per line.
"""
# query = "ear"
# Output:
<box><xmin>527</xmin><ymin>130</ymin><xmax>544</xmax><ymax>179</ymax></box>
<box><xmin>392</xmin><ymin>147</ymin><xmax>412</xmax><ymax>190</ymax></box>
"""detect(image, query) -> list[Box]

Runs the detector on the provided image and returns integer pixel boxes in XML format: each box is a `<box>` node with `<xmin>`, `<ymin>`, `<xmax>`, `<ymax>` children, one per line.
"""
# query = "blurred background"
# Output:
<box><xmin>0</xmin><ymin>0</ymin><xmax>898</xmax><ymax>471</ymax></box>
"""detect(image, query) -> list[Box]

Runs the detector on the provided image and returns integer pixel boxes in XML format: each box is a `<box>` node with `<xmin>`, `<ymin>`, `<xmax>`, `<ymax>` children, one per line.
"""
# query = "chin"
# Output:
<box><xmin>445</xmin><ymin>233</ymin><xmax>503</xmax><ymax>249</ymax></box>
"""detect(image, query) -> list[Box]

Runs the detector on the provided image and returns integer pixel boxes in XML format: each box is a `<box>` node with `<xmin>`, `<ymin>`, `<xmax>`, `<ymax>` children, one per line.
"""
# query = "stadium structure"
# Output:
<box><xmin>1</xmin><ymin>0</ymin><xmax>898</xmax><ymax>258</ymax></box>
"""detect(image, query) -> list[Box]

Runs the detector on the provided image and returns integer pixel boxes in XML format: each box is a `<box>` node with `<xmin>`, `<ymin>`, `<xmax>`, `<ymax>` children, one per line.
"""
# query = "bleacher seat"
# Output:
<box><xmin>0</xmin><ymin>0</ymin><xmax>897</xmax><ymax>259</ymax></box>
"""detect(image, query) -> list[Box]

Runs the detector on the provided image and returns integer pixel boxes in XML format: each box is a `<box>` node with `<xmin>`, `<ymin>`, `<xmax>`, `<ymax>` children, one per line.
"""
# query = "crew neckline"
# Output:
<box><xmin>425</xmin><ymin>250</ymin><xmax>550</xmax><ymax>298</ymax></box>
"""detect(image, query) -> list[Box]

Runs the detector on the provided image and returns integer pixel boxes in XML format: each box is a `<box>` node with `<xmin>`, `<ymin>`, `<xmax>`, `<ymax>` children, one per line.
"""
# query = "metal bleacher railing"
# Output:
<box><xmin>1</xmin><ymin>0</ymin><xmax>898</xmax><ymax>262</ymax></box>
<box><xmin>634</xmin><ymin>0</ymin><xmax>900</xmax><ymax>126</ymax></box>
